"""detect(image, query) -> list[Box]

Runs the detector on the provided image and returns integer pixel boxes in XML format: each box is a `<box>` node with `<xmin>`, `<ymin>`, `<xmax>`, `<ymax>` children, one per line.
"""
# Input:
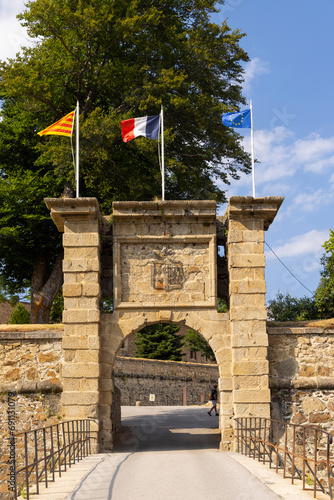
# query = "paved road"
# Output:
<box><xmin>67</xmin><ymin>406</ymin><xmax>281</xmax><ymax>500</ymax></box>
<box><xmin>37</xmin><ymin>406</ymin><xmax>320</xmax><ymax>499</ymax></box>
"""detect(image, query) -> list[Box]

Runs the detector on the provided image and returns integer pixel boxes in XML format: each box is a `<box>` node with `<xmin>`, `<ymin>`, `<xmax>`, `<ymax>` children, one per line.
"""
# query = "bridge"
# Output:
<box><xmin>1</xmin><ymin>196</ymin><xmax>333</xmax><ymax>499</ymax></box>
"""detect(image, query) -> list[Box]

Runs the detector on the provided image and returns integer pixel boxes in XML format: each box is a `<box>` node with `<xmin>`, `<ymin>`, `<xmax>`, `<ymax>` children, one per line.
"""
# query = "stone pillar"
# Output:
<box><xmin>226</xmin><ymin>197</ymin><xmax>283</xmax><ymax>431</ymax></box>
<box><xmin>45</xmin><ymin>198</ymin><xmax>103</xmax><ymax>453</ymax></box>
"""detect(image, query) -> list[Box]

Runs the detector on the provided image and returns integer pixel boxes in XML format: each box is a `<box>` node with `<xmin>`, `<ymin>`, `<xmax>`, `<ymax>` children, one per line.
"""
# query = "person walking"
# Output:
<box><xmin>208</xmin><ymin>384</ymin><xmax>218</xmax><ymax>416</ymax></box>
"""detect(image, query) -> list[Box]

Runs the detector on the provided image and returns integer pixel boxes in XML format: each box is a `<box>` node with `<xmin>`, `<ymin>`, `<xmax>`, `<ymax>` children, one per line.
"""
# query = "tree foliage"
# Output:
<box><xmin>0</xmin><ymin>0</ymin><xmax>251</xmax><ymax>322</ymax></box>
<box><xmin>49</xmin><ymin>289</ymin><xmax>64</xmax><ymax>323</ymax></box>
<box><xmin>315</xmin><ymin>229</ymin><xmax>334</xmax><ymax>318</ymax></box>
<box><xmin>9</xmin><ymin>303</ymin><xmax>31</xmax><ymax>324</ymax></box>
<box><xmin>184</xmin><ymin>329</ymin><xmax>215</xmax><ymax>361</ymax></box>
<box><xmin>217</xmin><ymin>298</ymin><xmax>228</xmax><ymax>313</ymax></box>
<box><xmin>134</xmin><ymin>323</ymin><xmax>184</xmax><ymax>361</ymax></box>
<box><xmin>267</xmin><ymin>292</ymin><xmax>319</xmax><ymax>322</ymax></box>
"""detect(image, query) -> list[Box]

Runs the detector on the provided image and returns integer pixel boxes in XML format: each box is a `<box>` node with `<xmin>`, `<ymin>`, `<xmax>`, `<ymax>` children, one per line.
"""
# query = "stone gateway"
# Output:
<box><xmin>44</xmin><ymin>196</ymin><xmax>283</xmax><ymax>452</ymax></box>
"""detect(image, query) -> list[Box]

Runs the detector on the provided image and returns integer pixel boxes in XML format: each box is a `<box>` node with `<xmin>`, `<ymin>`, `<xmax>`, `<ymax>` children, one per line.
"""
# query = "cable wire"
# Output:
<box><xmin>265</xmin><ymin>240</ymin><xmax>315</xmax><ymax>296</ymax></box>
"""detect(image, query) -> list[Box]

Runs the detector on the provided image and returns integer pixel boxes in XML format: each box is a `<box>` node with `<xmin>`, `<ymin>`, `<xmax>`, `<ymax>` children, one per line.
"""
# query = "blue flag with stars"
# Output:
<box><xmin>222</xmin><ymin>109</ymin><xmax>251</xmax><ymax>128</ymax></box>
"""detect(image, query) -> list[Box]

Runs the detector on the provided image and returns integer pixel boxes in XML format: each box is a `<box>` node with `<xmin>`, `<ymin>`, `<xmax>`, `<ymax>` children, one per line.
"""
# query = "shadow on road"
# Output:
<box><xmin>114</xmin><ymin>406</ymin><xmax>220</xmax><ymax>453</ymax></box>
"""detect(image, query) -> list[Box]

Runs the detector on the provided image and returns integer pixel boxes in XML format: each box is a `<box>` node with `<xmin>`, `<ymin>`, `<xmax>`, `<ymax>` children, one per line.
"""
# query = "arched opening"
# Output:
<box><xmin>114</xmin><ymin>321</ymin><xmax>219</xmax><ymax>405</ymax></box>
<box><xmin>100</xmin><ymin>308</ymin><xmax>231</xmax><ymax>451</ymax></box>
<box><xmin>109</xmin><ymin>319</ymin><xmax>224</xmax><ymax>453</ymax></box>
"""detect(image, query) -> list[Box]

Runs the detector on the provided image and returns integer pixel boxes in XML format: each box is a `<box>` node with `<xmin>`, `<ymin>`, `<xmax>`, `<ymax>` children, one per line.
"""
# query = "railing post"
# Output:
<box><xmin>263</xmin><ymin>418</ymin><xmax>267</xmax><ymax>465</ymax></box>
<box><xmin>88</xmin><ymin>419</ymin><xmax>91</xmax><ymax>455</ymax></box>
<box><xmin>302</xmin><ymin>426</ymin><xmax>306</xmax><ymax>491</ymax></box>
<box><xmin>276</xmin><ymin>421</ymin><xmax>279</xmax><ymax>473</ymax></box>
<box><xmin>291</xmin><ymin>424</ymin><xmax>296</xmax><ymax>484</ymax></box>
<box><xmin>24</xmin><ymin>432</ymin><xmax>29</xmax><ymax>500</ymax></box>
<box><xmin>314</xmin><ymin>429</ymin><xmax>318</xmax><ymax>499</ymax></box>
<box><xmin>62</xmin><ymin>422</ymin><xmax>67</xmax><ymax>472</ymax></box>
<box><xmin>34</xmin><ymin>429</ymin><xmax>39</xmax><ymax>495</ymax></box>
<box><xmin>56</xmin><ymin>424</ymin><xmax>61</xmax><ymax>477</ymax></box>
<box><xmin>50</xmin><ymin>425</ymin><xmax>55</xmax><ymax>482</ymax></box>
<box><xmin>43</xmin><ymin>427</ymin><xmax>48</xmax><ymax>488</ymax></box>
<box><xmin>236</xmin><ymin>419</ymin><xmax>239</xmax><ymax>453</ymax></box>
<box><xmin>327</xmin><ymin>433</ymin><xmax>333</xmax><ymax>500</ymax></box>
<box><xmin>283</xmin><ymin>422</ymin><xmax>287</xmax><ymax>479</ymax></box>
<box><xmin>257</xmin><ymin>418</ymin><xmax>260</xmax><ymax>461</ymax></box>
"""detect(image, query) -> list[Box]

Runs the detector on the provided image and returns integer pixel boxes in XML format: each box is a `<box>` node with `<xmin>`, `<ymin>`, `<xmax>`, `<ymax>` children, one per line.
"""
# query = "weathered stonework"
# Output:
<box><xmin>0</xmin><ymin>325</ymin><xmax>63</xmax><ymax>392</ymax></box>
<box><xmin>42</xmin><ymin>196</ymin><xmax>284</xmax><ymax>452</ymax></box>
<box><xmin>1</xmin><ymin>318</ymin><xmax>334</xmax><ymax>496</ymax></box>
<box><xmin>114</xmin><ymin>356</ymin><xmax>219</xmax><ymax>405</ymax></box>
<box><xmin>268</xmin><ymin>322</ymin><xmax>334</xmax><ymax>435</ymax></box>
<box><xmin>112</xmin><ymin>201</ymin><xmax>217</xmax><ymax>309</ymax></box>
<box><xmin>45</xmin><ymin>198</ymin><xmax>102</xmax><ymax>452</ymax></box>
<box><xmin>226</xmin><ymin>197</ymin><xmax>284</xmax><ymax>424</ymax></box>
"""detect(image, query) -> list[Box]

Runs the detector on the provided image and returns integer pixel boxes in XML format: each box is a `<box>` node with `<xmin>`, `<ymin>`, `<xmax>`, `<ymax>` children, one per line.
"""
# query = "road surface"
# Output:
<box><xmin>69</xmin><ymin>406</ymin><xmax>282</xmax><ymax>500</ymax></box>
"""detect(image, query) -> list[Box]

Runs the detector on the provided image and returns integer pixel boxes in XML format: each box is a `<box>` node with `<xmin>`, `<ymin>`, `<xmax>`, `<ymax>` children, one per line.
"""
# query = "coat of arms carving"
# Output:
<box><xmin>151</xmin><ymin>249</ymin><xmax>185</xmax><ymax>291</ymax></box>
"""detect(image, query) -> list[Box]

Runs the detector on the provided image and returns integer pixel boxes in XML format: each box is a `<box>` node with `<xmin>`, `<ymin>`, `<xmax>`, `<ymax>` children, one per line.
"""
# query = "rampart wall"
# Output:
<box><xmin>1</xmin><ymin>321</ymin><xmax>333</xmax><ymax>422</ymax></box>
<box><xmin>268</xmin><ymin>320</ymin><xmax>334</xmax><ymax>433</ymax></box>
<box><xmin>114</xmin><ymin>356</ymin><xmax>219</xmax><ymax>406</ymax></box>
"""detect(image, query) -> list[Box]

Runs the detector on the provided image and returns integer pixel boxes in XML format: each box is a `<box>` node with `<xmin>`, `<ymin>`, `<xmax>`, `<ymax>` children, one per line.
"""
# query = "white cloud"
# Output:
<box><xmin>0</xmin><ymin>1</ymin><xmax>31</xmax><ymax>61</ymax></box>
<box><xmin>243</xmin><ymin>58</ymin><xmax>270</xmax><ymax>92</ymax></box>
<box><xmin>228</xmin><ymin>125</ymin><xmax>334</xmax><ymax>196</ymax></box>
<box><xmin>289</xmin><ymin>189</ymin><xmax>334</xmax><ymax>214</ymax></box>
<box><xmin>266</xmin><ymin>229</ymin><xmax>328</xmax><ymax>260</ymax></box>
<box><xmin>240</xmin><ymin>126</ymin><xmax>298</xmax><ymax>187</ymax></box>
<box><xmin>306</xmin><ymin>156</ymin><xmax>334</xmax><ymax>173</ymax></box>
<box><xmin>292</xmin><ymin>133</ymin><xmax>334</xmax><ymax>172</ymax></box>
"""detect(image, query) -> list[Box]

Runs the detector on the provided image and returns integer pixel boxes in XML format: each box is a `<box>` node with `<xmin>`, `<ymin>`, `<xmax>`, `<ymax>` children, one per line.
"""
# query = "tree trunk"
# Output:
<box><xmin>30</xmin><ymin>251</ymin><xmax>64</xmax><ymax>324</ymax></box>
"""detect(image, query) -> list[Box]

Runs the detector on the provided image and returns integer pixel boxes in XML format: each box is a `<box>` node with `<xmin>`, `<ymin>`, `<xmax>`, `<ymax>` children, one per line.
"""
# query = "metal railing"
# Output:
<box><xmin>235</xmin><ymin>417</ymin><xmax>334</xmax><ymax>499</ymax></box>
<box><xmin>13</xmin><ymin>419</ymin><xmax>92</xmax><ymax>499</ymax></box>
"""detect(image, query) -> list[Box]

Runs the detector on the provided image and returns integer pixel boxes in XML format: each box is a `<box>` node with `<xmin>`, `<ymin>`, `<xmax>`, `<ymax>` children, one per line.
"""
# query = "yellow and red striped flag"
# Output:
<box><xmin>37</xmin><ymin>110</ymin><xmax>75</xmax><ymax>137</ymax></box>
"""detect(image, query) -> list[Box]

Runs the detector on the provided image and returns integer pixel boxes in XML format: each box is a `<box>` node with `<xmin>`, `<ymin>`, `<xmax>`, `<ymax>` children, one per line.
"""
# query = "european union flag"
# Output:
<box><xmin>222</xmin><ymin>109</ymin><xmax>251</xmax><ymax>128</ymax></box>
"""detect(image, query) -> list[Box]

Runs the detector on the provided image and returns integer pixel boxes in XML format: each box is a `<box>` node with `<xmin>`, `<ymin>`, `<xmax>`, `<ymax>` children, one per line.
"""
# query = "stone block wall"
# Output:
<box><xmin>114</xmin><ymin>356</ymin><xmax>219</xmax><ymax>406</ymax></box>
<box><xmin>0</xmin><ymin>325</ymin><xmax>63</xmax><ymax>499</ymax></box>
<box><xmin>45</xmin><ymin>198</ymin><xmax>103</xmax><ymax>452</ymax></box>
<box><xmin>0</xmin><ymin>325</ymin><xmax>63</xmax><ymax>392</ymax></box>
<box><xmin>226</xmin><ymin>197</ymin><xmax>283</xmax><ymax>422</ymax></box>
<box><xmin>268</xmin><ymin>321</ymin><xmax>334</xmax><ymax>435</ymax></box>
<box><xmin>112</xmin><ymin>200</ymin><xmax>217</xmax><ymax>310</ymax></box>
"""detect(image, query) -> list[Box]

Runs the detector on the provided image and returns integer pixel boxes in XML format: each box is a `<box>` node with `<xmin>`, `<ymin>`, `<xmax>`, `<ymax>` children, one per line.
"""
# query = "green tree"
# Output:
<box><xmin>217</xmin><ymin>298</ymin><xmax>228</xmax><ymax>313</ymax></box>
<box><xmin>9</xmin><ymin>303</ymin><xmax>31</xmax><ymax>324</ymax></box>
<box><xmin>184</xmin><ymin>329</ymin><xmax>215</xmax><ymax>361</ymax></box>
<box><xmin>0</xmin><ymin>173</ymin><xmax>64</xmax><ymax>323</ymax></box>
<box><xmin>0</xmin><ymin>0</ymin><xmax>250</xmax><ymax>323</ymax></box>
<box><xmin>315</xmin><ymin>229</ymin><xmax>334</xmax><ymax>318</ymax></box>
<box><xmin>267</xmin><ymin>292</ymin><xmax>319</xmax><ymax>322</ymax></box>
<box><xmin>135</xmin><ymin>323</ymin><xmax>184</xmax><ymax>361</ymax></box>
<box><xmin>49</xmin><ymin>289</ymin><xmax>64</xmax><ymax>323</ymax></box>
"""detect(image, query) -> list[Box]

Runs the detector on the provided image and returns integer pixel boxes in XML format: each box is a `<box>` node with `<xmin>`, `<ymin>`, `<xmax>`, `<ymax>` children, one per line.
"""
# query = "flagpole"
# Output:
<box><xmin>250</xmin><ymin>99</ymin><xmax>255</xmax><ymax>198</ymax></box>
<box><xmin>76</xmin><ymin>100</ymin><xmax>79</xmax><ymax>198</ymax></box>
<box><xmin>161</xmin><ymin>105</ymin><xmax>165</xmax><ymax>201</ymax></box>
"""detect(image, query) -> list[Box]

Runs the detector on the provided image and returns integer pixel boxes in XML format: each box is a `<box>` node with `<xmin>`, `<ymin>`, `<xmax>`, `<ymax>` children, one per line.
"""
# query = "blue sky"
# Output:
<box><xmin>1</xmin><ymin>1</ymin><xmax>333</xmax><ymax>303</ymax></box>
<box><xmin>214</xmin><ymin>1</ymin><xmax>334</xmax><ymax>302</ymax></box>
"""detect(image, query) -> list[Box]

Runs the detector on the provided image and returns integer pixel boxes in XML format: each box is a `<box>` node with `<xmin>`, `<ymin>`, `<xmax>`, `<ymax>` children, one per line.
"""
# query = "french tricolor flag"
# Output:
<box><xmin>121</xmin><ymin>115</ymin><xmax>160</xmax><ymax>143</ymax></box>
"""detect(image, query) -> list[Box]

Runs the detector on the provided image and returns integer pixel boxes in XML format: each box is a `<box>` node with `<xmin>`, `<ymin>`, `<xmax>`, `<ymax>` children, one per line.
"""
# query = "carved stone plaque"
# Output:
<box><xmin>116</xmin><ymin>239</ymin><xmax>215</xmax><ymax>308</ymax></box>
<box><xmin>151</xmin><ymin>259</ymin><xmax>185</xmax><ymax>291</ymax></box>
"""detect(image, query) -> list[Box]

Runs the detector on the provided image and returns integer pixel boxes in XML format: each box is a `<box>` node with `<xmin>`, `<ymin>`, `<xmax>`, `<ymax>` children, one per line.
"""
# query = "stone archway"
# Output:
<box><xmin>45</xmin><ymin>196</ymin><xmax>283</xmax><ymax>452</ymax></box>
